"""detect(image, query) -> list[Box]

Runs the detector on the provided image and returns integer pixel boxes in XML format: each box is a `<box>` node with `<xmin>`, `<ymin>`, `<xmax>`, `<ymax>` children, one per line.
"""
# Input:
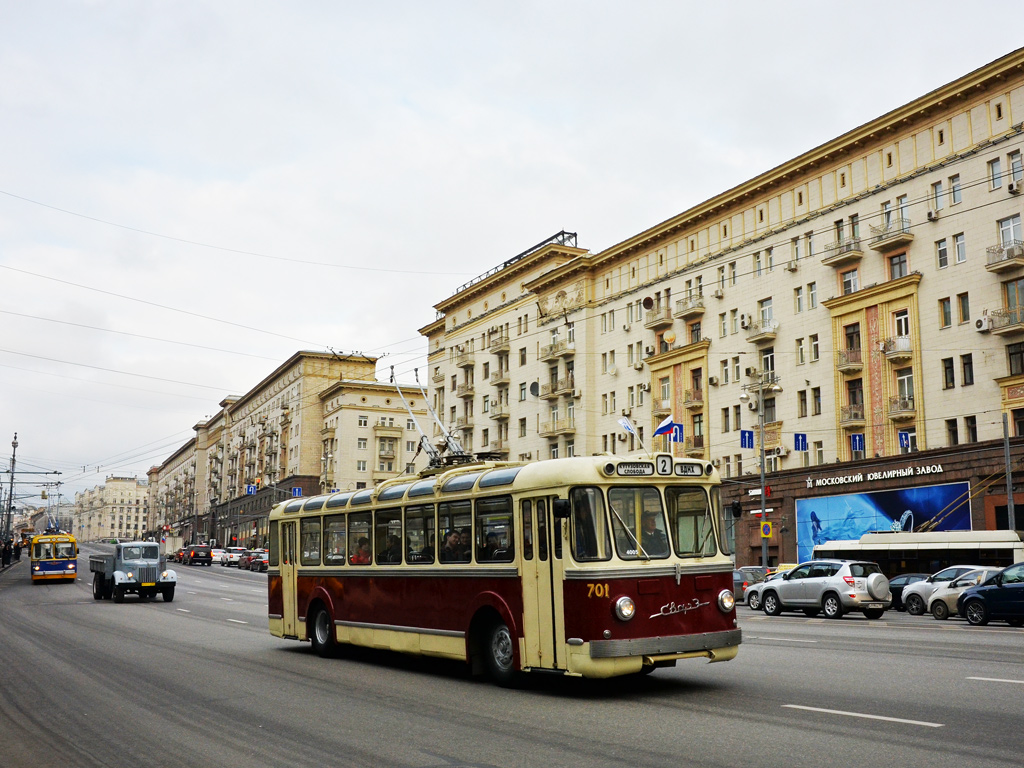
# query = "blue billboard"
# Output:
<box><xmin>795</xmin><ymin>481</ymin><xmax>972</xmax><ymax>563</ymax></box>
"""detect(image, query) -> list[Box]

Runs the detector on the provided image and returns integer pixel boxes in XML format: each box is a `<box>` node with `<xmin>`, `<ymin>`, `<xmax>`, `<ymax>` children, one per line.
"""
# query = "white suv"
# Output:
<box><xmin>222</xmin><ymin>546</ymin><xmax>248</xmax><ymax>567</ymax></box>
<box><xmin>760</xmin><ymin>559</ymin><xmax>891</xmax><ymax>619</ymax></box>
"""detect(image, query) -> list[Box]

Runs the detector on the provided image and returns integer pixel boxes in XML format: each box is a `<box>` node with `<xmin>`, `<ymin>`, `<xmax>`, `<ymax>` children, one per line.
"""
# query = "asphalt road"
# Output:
<box><xmin>1</xmin><ymin>545</ymin><xmax>1022</xmax><ymax>768</ymax></box>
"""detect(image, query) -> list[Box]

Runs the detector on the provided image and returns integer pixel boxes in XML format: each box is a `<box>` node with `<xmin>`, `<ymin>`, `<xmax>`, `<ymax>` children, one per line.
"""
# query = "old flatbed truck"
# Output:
<box><xmin>90</xmin><ymin>541</ymin><xmax>177</xmax><ymax>603</ymax></box>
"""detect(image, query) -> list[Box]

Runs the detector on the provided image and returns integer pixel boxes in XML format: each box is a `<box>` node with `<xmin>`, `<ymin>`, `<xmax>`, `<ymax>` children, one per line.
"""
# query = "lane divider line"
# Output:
<box><xmin>782</xmin><ymin>704</ymin><xmax>943</xmax><ymax>728</ymax></box>
<box><xmin>967</xmin><ymin>676</ymin><xmax>1024</xmax><ymax>685</ymax></box>
<box><xmin>176</xmin><ymin>609</ymin><xmax>190</xmax><ymax>613</ymax></box>
<box><xmin>227</xmin><ymin>619</ymin><xmax>248</xmax><ymax>624</ymax></box>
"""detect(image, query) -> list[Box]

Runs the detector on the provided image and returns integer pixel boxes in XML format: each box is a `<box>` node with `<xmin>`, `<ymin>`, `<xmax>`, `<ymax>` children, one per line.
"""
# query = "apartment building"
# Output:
<box><xmin>73</xmin><ymin>475</ymin><xmax>150</xmax><ymax>542</ymax></box>
<box><xmin>420</xmin><ymin>49</ymin><xmax>1024</xmax><ymax>565</ymax></box>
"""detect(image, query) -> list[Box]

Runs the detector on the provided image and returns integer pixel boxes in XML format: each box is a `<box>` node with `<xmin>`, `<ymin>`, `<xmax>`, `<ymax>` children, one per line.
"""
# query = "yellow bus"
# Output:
<box><xmin>30</xmin><ymin>532</ymin><xmax>79</xmax><ymax>583</ymax></box>
<box><xmin>267</xmin><ymin>453</ymin><xmax>741</xmax><ymax>684</ymax></box>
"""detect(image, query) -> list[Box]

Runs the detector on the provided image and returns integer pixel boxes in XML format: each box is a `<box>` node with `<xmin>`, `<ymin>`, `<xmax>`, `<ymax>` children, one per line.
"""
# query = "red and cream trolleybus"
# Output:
<box><xmin>267</xmin><ymin>452</ymin><xmax>741</xmax><ymax>684</ymax></box>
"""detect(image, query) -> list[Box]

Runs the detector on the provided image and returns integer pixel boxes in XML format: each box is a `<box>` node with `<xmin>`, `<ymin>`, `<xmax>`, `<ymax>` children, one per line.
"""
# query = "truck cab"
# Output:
<box><xmin>90</xmin><ymin>541</ymin><xmax>177</xmax><ymax>602</ymax></box>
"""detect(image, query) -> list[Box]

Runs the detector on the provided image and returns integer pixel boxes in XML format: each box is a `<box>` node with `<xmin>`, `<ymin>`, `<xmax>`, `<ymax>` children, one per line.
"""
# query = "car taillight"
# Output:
<box><xmin>843</xmin><ymin>576</ymin><xmax>855</xmax><ymax>586</ymax></box>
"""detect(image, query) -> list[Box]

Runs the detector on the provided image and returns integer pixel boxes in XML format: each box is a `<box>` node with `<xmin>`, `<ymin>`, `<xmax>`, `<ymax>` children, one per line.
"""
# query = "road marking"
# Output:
<box><xmin>782</xmin><ymin>705</ymin><xmax>943</xmax><ymax>728</ymax></box>
<box><xmin>967</xmin><ymin>676</ymin><xmax>1024</xmax><ymax>685</ymax></box>
<box><xmin>220</xmin><ymin>597</ymin><xmax>233</xmax><ymax>602</ymax></box>
<box><xmin>747</xmin><ymin>637</ymin><xmax>817</xmax><ymax>643</ymax></box>
<box><xmin>176</xmin><ymin>609</ymin><xmax>191</xmax><ymax>613</ymax></box>
<box><xmin>227</xmin><ymin>619</ymin><xmax>248</xmax><ymax>624</ymax></box>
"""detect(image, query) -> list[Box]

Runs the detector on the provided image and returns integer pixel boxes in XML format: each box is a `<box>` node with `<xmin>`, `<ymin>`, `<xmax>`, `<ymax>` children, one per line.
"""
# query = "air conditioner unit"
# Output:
<box><xmin>617</xmin><ymin>433</ymin><xmax>627</xmax><ymax>442</ymax></box>
<box><xmin>607</xmin><ymin>365</ymin><xmax>618</xmax><ymax>376</ymax></box>
<box><xmin>634</xmin><ymin>362</ymin><xmax>644</xmax><ymax>371</ymax></box>
<box><xmin>712</xmin><ymin>288</ymin><xmax>724</xmax><ymax>299</ymax></box>
<box><xmin>644</xmin><ymin>345</ymin><xmax>655</xmax><ymax>355</ymax></box>
<box><xmin>708</xmin><ymin>375</ymin><xmax>719</xmax><ymax>386</ymax></box>
<box><xmin>774</xmin><ymin>446</ymin><xmax>789</xmax><ymax>457</ymax></box>
<box><xmin>976</xmin><ymin>316</ymin><xmax>994</xmax><ymax>332</ymax></box>
<box><xmin>640</xmin><ymin>383</ymin><xmax>651</xmax><ymax>392</ymax></box>
<box><xmin>571</xmin><ymin>388</ymin><xmax>583</xmax><ymax>398</ymax></box>
<box><xmin>711</xmin><ymin>458</ymin><xmax>721</xmax><ymax>467</ymax></box>
<box><xmin>1008</xmin><ymin>245</ymin><xmax>1024</xmax><ymax>259</ymax></box>
<box><xmin>785</xmin><ymin>260</ymin><xmax>798</xmax><ymax>272</ymax></box>
<box><xmin>739</xmin><ymin>313</ymin><xmax>751</xmax><ymax>329</ymax></box>
<box><xmin>622</xmin><ymin>324</ymin><xmax>631</xmax><ymax>332</ymax></box>
<box><xmin>748</xmin><ymin>401</ymin><xmax>758</xmax><ymax>411</ymax></box>
<box><xmin>1009</xmin><ymin>180</ymin><xmax>1021</xmax><ymax>194</ymax></box>
<box><xmin>744</xmin><ymin>366</ymin><xmax>758</xmax><ymax>377</ymax></box>
<box><xmin>621</xmin><ymin>408</ymin><xmax>632</xmax><ymax>416</ymax></box>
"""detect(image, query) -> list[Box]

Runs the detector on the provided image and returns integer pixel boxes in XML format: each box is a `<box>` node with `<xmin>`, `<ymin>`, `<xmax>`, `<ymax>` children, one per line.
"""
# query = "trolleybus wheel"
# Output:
<box><xmin>483</xmin><ymin>621</ymin><xmax>517</xmax><ymax>687</ymax></box>
<box><xmin>310</xmin><ymin>607</ymin><xmax>336</xmax><ymax>658</ymax></box>
<box><xmin>162</xmin><ymin>585</ymin><xmax>175</xmax><ymax>602</ymax></box>
<box><xmin>92</xmin><ymin>574</ymin><xmax>105</xmax><ymax>600</ymax></box>
<box><xmin>113</xmin><ymin>586</ymin><xmax>125</xmax><ymax>603</ymax></box>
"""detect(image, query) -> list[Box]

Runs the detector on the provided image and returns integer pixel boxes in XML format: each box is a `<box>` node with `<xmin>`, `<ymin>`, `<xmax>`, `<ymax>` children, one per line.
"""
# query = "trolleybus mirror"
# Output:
<box><xmin>552</xmin><ymin>499</ymin><xmax>571</xmax><ymax>519</ymax></box>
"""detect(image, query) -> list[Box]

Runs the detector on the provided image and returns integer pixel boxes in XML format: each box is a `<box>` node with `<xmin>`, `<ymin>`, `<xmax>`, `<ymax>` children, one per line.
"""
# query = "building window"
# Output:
<box><xmin>729</xmin><ymin>262</ymin><xmax>737</xmax><ymax>285</ymax></box>
<box><xmin>719</xmin><ymin>313</ymin><xmax>727</xmax><ymax>337</ymax></box>
<box><xmin>519</xmin><ymin>347</ymin><xmax>527</xmax><ymax>365</ymax></box>
<box><xmin>961</xmin><ymin>354</ymin><xmax>974</xmax><ymax>386</ymax></box>
<box><xmin>932</xmin><ymin>181</ymin><xmax>944</xmax><ymax>210</ymax></box>
<box><xmin>954</xmin><ymin>233</ymin><xmax>966</xmax><ymax>263</ymax></box>
<box><xmin>889</xmin><ymin>253</ymin><xmax>908</xmax><ymax>280</ymax></box>
<box><xmin>814</xmin><ymin>441</ymin><xmax>824</xmax><ymax>465</ymax></box>
<box><xmin>965</xmin><ymin>415</ymin><xmax>978</xmax><ymax>443</ymax></box>
<box><xmin>356</xmin><ymin>460</ymin><xmax>367</xmax><ymax>472</ymax></box>
<box><xmin>753</xmin><ymin>252</ymin><xmax>762</xmax><ymax>276</ymax></box>
<box><xmin>733</xmin><ymin>404</ymin><xmax>741</xmax><ymax>432</ymax></box>
<box><xmin>796</xmin><ymin>338</ymin><xmax>805</xmax><ymax>365</ymax></box>
<box><xmin>722</xmin><ymin>408</ymin><xmax>730</xmax><ymax>433</ymax></box>
<box><xmin>842</xmin><ymin>269</ymin><xmax>858</xmax><ymax>295</ymax></box>
<box><xmin>762</xmin><ymin>398</ymin><xmax>776</xmax><ymax>422</ymax></box>
<box><xmin>939</xmin><ymin>298</ymin><xmax>952</xmax><ymax>328</ymax></box>
<box><xmin>519</xmin><ymin>383</ymin><xmax>527</xmax><ymax>401</ymax></box>
<box><xmin>990</xmin><ymin>158</ymin><xmax>1003</xmax><ymax>189</ymax></box>
<box><xmin>798</xmin><ymin>390</ymin><xmax>808</xmax><ymax>418</ymax></box>
<box><xmin>900</xmin><ymin>427</ymin><xmax>918</xmax><ymax>455</ymax></box>
<box><xmin>1011</xmin><ymin>151</ymin><xmax>1024</xmax><ymax>182</ymax></box>
<box><xmin>758</xmin><ymin>298</ymin><xmax>773</xmax><ymax>324</ymax></box>
<box><xmin>733</xmin><ymin>357</ymin><xmax>741</xmax><ymax>382</ymax></box>
<box><xmin>957</xmin><ymin>293</ymin><xmax>970</xmax><ymax>324</ymax></box>
<box><xmin>942</xmin><ymin>358</ymin><xmax>955</xmax><ymax>389</ymax></box>
<box><xmin>936</xmin><ymin>238</ymin><xmax>948</xmax><ymax>268</ymax></box>
<box><xmin>730</xmin><ymin>309</ymin><xmax>739</xmax><ymax>334</ymax></box>
<box><xmin>1009</xmin><ymin>343</ymin><xmax>1024</xmax><ymax>376</ymax></box>
<box><xmin>946</xmin><ymin>418</ymin><xmax>959</xmax><ymax>446</ymax></box>
<box><xmin>809</xmin><ymin>334</ymin><xmax>819</xmax><ymax>361</ymax></box>
<box><xmin>808</xmin><ymin>282</ymin><xmax>817</xmax><ymax>308</ymax></box>
<box><xmin>357</xmin><ymin>438</ymin><xmax>367</xmax><ymax>450</ymax></box>
<box><xmin>358</xmin><ymin>415</ymin><xmax>368</xmax><ymax>427</ymax></box>
<box><xmin>794</xmin><ymin>286</ymin><xmax>804</xmax><ymax>313</ymax></box>
<box><xmin>812</xmin><ymin>387</ymin><xmax>821</xmax><ymax>415</ymax></box>
<box><xmin>950</xmin><ymin>175</ymin><xmax>962</xmax><ymax>205</ymax></box>
<box><xmin>519</xmin><ymin>418</ymin><xmax>527</xmax><ymax>437</ymax></box>
<box><xmin>999</xmin><ymin>214</ymin><xmax>1022</xmax><ymax>247</ymax></box>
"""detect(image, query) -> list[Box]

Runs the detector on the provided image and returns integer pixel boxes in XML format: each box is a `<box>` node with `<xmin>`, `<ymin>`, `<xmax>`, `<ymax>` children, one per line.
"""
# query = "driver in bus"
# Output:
<box><xmin>641</xmin><ymin>510</ymin><xmax>670</xmax><ymax>557</ymax></box>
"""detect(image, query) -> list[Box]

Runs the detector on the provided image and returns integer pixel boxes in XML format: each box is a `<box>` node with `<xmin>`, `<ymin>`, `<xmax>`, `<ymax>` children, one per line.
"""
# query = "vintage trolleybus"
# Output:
<box><xmin>29</xmin><ymin>531</ymin><xmax>79</xmax><ymax>583</ymax></box>
<box><xmin>267</xmin><ymin>453</ymin><xmax>741</xmax><ymax>683</ymax></box>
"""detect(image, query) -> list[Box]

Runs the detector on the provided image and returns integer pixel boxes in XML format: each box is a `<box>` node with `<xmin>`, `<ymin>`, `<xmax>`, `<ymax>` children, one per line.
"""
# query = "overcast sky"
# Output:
<box><xmin>1</xmin><ymin>0</ymin><xmax>1018</xmax><ymax>505</ymax></box>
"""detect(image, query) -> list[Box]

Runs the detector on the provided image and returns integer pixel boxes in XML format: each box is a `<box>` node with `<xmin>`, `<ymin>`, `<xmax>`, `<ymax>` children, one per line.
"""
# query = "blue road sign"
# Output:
<box><xmin>851</xmin><ymin>433</ymin><xmax>865</xmax><ymax>453</ymax></box>
<box><xmin>794</xmin><ymin>433</ymin><xmax>808</xmax><ymax>452</ymax></box>
<box><xmin>291</xmin><ymin>487</ymin><xmax>303</xmax><ymax>497</ymax></box>
<box><xmin>669</xmin><ymin>424</ymin><xmax>684</xmax><ymax>443</ymax></box>
<box><xmin>246</xmin><ymin>484</ymin><xmax>257</xmax><ymax>495</ymax></box>
<box><xmin>740</xmin><ymin>429</ymin><xmax>754</xmax><ymax>450</ymax></box>
<box><xmin>898</xmin><ymin>430</ymin><xmax>910</xmax><ymax>449</ymax></box>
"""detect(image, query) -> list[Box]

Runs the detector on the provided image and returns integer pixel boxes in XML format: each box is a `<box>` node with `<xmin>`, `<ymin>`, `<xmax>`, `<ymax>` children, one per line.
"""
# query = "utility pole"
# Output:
<box><xmin>4</xmin><ymin>433</ymin><xmax>17</xmax><ymax>540</ymax></box>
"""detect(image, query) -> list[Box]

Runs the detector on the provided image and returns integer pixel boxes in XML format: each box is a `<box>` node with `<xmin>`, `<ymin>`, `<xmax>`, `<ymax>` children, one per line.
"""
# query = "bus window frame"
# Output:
<box><xmin>348</xmin><ymin>512</ymin><xmax>373</xmax><ymax>565</ymax></box>
<box><xmin>474</xmin><ymin>495</ymin><xmax>514</xmax><ymax>563</ymax></box>
<box><xmin>666</xmin><ymin>485</ymin><xmax>718</xmax><ymax>558</ymax></box>
<box><xmin>300</xmin><ymin>517</ymin><xmax>322</xmax><ymax>566</ymax></box>
<box><xmin>323</xmin><ymin>514</ymin><xmax>347</xmax><ymax>566</ymax></box>
<box><xmin>569</xmin><ymin>486</ymin><xmax>612</xmax><ymax>562</ymax></box>
<box><xmin>405</xmin><ymin>504</ymin><xmax>435</xmax><ymax>564</ymax></box>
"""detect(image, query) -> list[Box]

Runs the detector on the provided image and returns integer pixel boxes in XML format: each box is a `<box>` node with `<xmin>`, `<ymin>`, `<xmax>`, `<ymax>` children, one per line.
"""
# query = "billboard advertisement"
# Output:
<box><xmin>795</xmin><ymin>481</ymin><xmax>972</xmax><ymax>563</ymax></box>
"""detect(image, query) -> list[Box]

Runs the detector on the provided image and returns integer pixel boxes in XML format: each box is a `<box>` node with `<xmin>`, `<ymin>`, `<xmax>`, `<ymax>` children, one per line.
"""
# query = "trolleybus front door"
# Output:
<box><xmin>520</xmin><ymin>497</ymin><xmax>566</xmax><ymax>671</ymax></box>
<box><xmin>280</xmin><ymin>521</ymin><xmax>298</xmax><ymax>638</ymax></box>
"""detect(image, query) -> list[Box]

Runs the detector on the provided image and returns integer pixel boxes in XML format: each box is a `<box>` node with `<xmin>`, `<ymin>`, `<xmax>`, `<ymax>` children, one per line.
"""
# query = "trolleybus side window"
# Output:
<box><xmin>711</xmin><ymin>486</ymin><xmax>732</xmax><ymax>555</ymax></box>
<box><xmin>300</xmin><ymin>518</ymin><xmax>322</xmax><ymax>566</ymax></box>
<box><xmin>375</xmin><ymin>508</ymin><xmax>403</xmax><ymax>564</ymax></box>
<box><xmin>569</xmin><ymin>487</ymin><xmax>611</xmax><ymax>562</ymax></box>
<box><xmin>405</xmin><ymin>504</ymin><xmax>435</xmax><ymax>563</ymax></box>
<box><xmin>521</xmin><ymin>501</ymin><xmax>533</xmax><ymax>561</ymax></box>
<box><xmin>349</xmin><ymin>512</ymin><xmax>372</xmax><ymax>565</ymax></box>
<box><xmin>609</xmin><ymin>487</ymin><xmax>669</xmax><ymax>560</ymax></box>
<box><xmin>666</xmin><ymin>486</ymin><xmax>717</xmax><ymax>557</ymax></box>
<box><xmin>475</xmin><ymin>496</ymin><xmax>514</xmax><ymax>562</ymax></box>
<box><xmin>537</xmin><ymin>500</ymin><xmax>550</xmax><ymax>561</ymax></box>
<box><xmin>269</xmin><ymin>520</ymin><xmax>279</xmax><ymax>566</ymax></box>
<box><xmin>438</xmin><ymin>500</ymin><xmax>472</xmax><ymax>562</ymax></box>
<box><xmin>324</xmin><ymin>515</ymin><xmax>346</xmax><ymax>565</ymax></box>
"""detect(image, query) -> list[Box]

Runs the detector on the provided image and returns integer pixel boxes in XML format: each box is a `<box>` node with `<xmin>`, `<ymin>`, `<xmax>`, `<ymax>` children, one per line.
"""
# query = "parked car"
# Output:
<box><xmin>760</xmin><ymin>559</ymin><xmax>891</xmax><ymax>619</ymax></box>
<box><xmin>222</xmin><ymin>546</ymin><xmax>247</xmax><ymax>567</ymax></box>
<box><xmin>888</xmin><ymin>572</ymin><xmax>931</xmax><ymax>611</ymax></box>
<box><xmin>211</xmin><ymin>548</ymin><xmax>227</xmax><ymax>564</ymax></box>
<box><xmin>238</xmin><ymin>549</ymin><xmax>266</xmax><ymax>570</ymax></box>
<box><xmin>733</xmin><ymin>571</ymin><xmax>753</xmax><ymax>604</ymax></box>
<box><xmin>173</xmin><ymin>546</ymin><xmax>187</xmax><ymax>563</ymax></box>
<box><xmin>927</xmin><ymin>567</ymin><xmax>1003</xmax><ymax>619</ymax></box>
<box><xmin>183</xmin><ymin>544</ymin><xmax>212</xmax><ymax>566</ymax></box>
<box><xmin>745</xmin><ymin>569</ymin><xmax>789</xmax><ymax>611</ymax></box>
<box><xmin>250</xmin><ymin>552</ymin><xmax>269</xmax><ymax>572</ymax></box>
<box><xmin>739</xmin><ymin>565</ymin><xmax>768</xmax><ymax>582</ymax></box>
<box><xmin>958</xmin><ymin>561</ymin><xmax>1024</xmax><ymax>627</ymax></box>
<box><xmin>902</xmin><ymin>565</ymin><xmax>985</xmax><ymax>615</ymax></box>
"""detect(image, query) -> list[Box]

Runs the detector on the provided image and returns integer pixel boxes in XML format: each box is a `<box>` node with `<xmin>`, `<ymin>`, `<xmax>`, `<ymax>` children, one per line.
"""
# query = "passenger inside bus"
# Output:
<box><xmin>378</xmin><ymin>535</ymin><xmax>402</xmax><ymax>563</ymax></box>
<box><xmin>350</xmin><ymin>537</ymin><xmax>371</xmax><ymax>564</ymax></box>
<box><xmin>439</xmin><ymin>529</ymin><xmax>465</xmax><ymax>562</ymax></box>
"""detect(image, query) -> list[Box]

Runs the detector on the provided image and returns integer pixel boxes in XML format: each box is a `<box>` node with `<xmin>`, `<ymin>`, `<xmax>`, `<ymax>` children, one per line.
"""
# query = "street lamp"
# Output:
<box><xmin>739</xmin><ymin>372</ymin><xmax>782</xmax><ymax>569</ymax></box>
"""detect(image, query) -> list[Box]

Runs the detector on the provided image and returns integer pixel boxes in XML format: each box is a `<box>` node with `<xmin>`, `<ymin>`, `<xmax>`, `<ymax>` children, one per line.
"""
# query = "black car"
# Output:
<box><xmin>183</xmin><ymin>545</ymin><xmax>213</xmax><ymax>566</ymax></box>
<box><xmin>888</xmin><ymin>572</ymin><xmax>930</xmax><ymax>611</ymax></box>
<box><xmin>957</xmin><ymin>561</ymin><xmax>1024</xmax><ymax>627</ymax></box>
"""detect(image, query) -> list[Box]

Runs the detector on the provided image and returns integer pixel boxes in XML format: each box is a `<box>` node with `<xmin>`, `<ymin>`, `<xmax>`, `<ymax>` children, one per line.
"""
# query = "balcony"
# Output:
<box><xmin>839</xmin><ymin>404</ymin><xmax>866</xmax><ymax>428</ymax></box>
<box><xmin>822</xmin><ymin>237</ymin><xmax>864</xmax><ymax>268</ymax></box>
<box><xmin>488</xmin><ymin>333</ymin><xmax>510</xmax><ymax>354</ymax></box>
<box><xmin>378</xmin><ymin>449</ymin><xmax>396</xmax><ymax>460</ymax></box>
<box><xmin>373</xmin><ymin>422</ymin><xmax>404</xmax><ymax>438</ymax></box>
<box><xmin>683</xmin><ymin>435</ymin><xmax>705</xmax><ymax>457</ymax></box>
<box><xmin>673</xmin><ymin>294</ymin><xmax>705</xmax><ymax>320</ymax></box>
<box><xmin>538</xmin><ymin>376</ymin><xmax>574</xmax><ymax>399</ymax></box>
<box><xmin>643</xmin><ymin>305</ymin><xmax>674</xmax><ymax>329</ymax></box>
<box><xmin>456</xmin><ymin>382</ymin><xmax>475</xmax><ymax>399</ymax></box>
<box><xmin>985</xmin><ymin>241</ymin><xmax>1024</xmax><ymax>273</ymax></box>
<box><xmin>990</xmin><ymin>306</ymin><xmax>1024</xmax><ymax>336</ymax></box>
<box><xmin>745</xmin><ymin>318</ymin><xmax>779</xmax><ymax>344</ymax></box>
<box><xmin>431</xmin><ymin>369</ymin><xmax>445</xmax><ymax>384</ymax></box>
<box><xmin>455</xmin><ymin>416</ymin><xmax>474</xmax><ymax>431</ymax></box>
<box><xmin>653</xmin><ymin>398</ymin><xmax>672</xmax><ymax>417</ymax></box>
<box><xmin>888</xmin><ymin>395</ymin><xmax>916</xmax><ymax>422</ymax></box>
<box><xmin>869</xmin><ymin>218</ymin><xmax>914</xmax><ymax>252</ymax></box>
<box><xmin>490</xmin><ymin>370</ymin><xmax>510</xmax><ymax>387</ymax></box>
<box><xmin>683</xmin><ymin>388</ymin><xmax>704</xmax><ymax>410</ymax></box>
<box><xmin>882</xmin><ymin>335</ymin><xmax>913</xmax><ymax>363</ymax></box>
<box><xmin>836</xmin><ymin>348</ymin><xmax>863</xmax><ymax>373</ymax></box>
<box><xmin>539</xmin><ymin>340</ymin><xmax>576</xmax><ymax>361</ymax></box>
<box><xmin>488</xmin><ymin>403</ymin><xmax>510</xmax><ymax>420</ymax></box>
<box><xmin>539</xmin><ymin>417</ymin><xmax>576</xmax><ymax>437</ymax></box>
<box><xmin>454</xmin><ymin>350</ymin><xmax>475</xmax><ymax>368</ymax></box>
<box><xmin>488</xmin><ymin>439</ymin><xmax>510</xmax><ymax>455</ymax></box>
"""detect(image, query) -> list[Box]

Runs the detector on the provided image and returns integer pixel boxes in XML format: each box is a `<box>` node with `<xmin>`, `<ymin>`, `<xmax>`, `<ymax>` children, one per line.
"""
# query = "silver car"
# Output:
<box><xmin>901</xmin><ymin>565</ymin><xmax>985</xmax><ymax>615</ymax></box>
<box><xmin>745</xmin><ymin>570</ymin><xmax>788</xmax><ymax>611</ymax></box>
<box><xmin>926</xmin><ymin>567</ymin><xmax>1002</xmax><ymax>620</ymax></box>
<box><xmin>760</xmin><ymin>559</ymin><xmax>891</xmax><ymax>619</ymax></box>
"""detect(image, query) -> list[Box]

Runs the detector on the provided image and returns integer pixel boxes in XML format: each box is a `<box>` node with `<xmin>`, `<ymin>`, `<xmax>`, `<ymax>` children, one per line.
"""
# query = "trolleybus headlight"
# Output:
<box><xmin>718</xmin><ymin>589</ymin><xmax>736</xmax><ymax>612</ymax></box>
<box><xmin>614</xmin><ymin>596</ymin><xmax>636</xmax><ymax>621</ymax></box>
<box><xmin>68</xmin><ymin>563</ymin><xmax>75</xmax><ymax>569</ymax></box>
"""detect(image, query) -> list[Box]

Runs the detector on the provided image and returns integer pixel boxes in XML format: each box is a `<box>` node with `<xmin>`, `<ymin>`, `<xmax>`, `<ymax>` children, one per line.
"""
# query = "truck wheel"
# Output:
<box><xmin>92</xmin><ymin>574</ymin><xmax>105</xmax><ymax>600</ymax></box>
<box><xmin>103</xmin><ymin>581</ymin><xmax>113</xmax><ymax>600</ymax></box>
<box><xmin>162</xmin><ymin>585</ymin><xmax>175</xmax><ymax>602</ymax></box>
<box><xmin>113</xmin><ymin>586</ymin><xmax>125</xmax><ymax>603</ymax></box>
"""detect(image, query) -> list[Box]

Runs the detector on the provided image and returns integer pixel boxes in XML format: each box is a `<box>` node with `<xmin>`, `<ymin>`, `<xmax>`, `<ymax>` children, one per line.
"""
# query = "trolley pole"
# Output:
<box><xmin>1004</xmin><ymin>414</ymin><xmax>1016</xmax><ymax>531</ymax></box>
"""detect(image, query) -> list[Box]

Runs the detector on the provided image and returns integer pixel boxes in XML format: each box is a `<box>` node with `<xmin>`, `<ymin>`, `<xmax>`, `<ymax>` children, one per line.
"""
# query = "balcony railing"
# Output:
<box><xmin>541</xmin><ymin>376</ymin><xmax>575</xmax><ymax>399</ymax></box>
<box><xmin>882</xmin><ymin>335</ymin><xmax>913</xmax><ymax>362</ymax></box>
<box><xmin>490</xmin><ymin>370</ymin><xmax>510</xmax><ymax>387</ymax></box>
<box><xmin>836</xmin><ymin>348</ymin><xmax>863</xmax><ymax>373</ymax></box>
<box><xmin>653</xmin><ymin>398</ymin><xmax>672</xmax><ymax>416</ymax></box>
<box><xmin>674</xmin><ymin>294</ymin><xmax>705</xmax><ymax>319</ymax></box>
<box><xmin>453</xmin><ymin>350</ymin><xmax>475</xmax><ymax>368</ymax></box>
<box><xmin>745</xmin><ymin>318</ymin><xmax>779</xmax><ymax>344</ymax></box>
<box><xmin>683</xmin><ymin>435</ymin><xmax>705</xmax><ymax>456</ymax></box>
<box><xmin>985</xmin><ymin>240</ymin><xmax>1024</xmax><ymax>272</ymax></box>
<box><xmin>643</xmin><ymin>305</ymin><xmax>674</xmax><ymax>329</ymax></box>
<box><xmin>990</xmin><ymin>306</ymin><xmax>1024</xmax><ymax>335</ymax></box>
<box><xmin>888</xmin><ymin>395</ymin><xmax>916</xmax><ymax>421</ymax></box>
<box><xmin>455</xmin><ymin>416</ymin><xmax>474</xmax><ymax>431</ymax></box>
<box><xmin>539</xmin><ymin>340</ymin><xmax>576</xmax><ymax>361</ymax></box>
<box><xmin>431</xmin><ymin>369</ymin><xmax>445</xmax><ymax>383</ymax></box>
<box><xmin>839</xmin><ymin>404</ymin><xmax>866</xmax><ymax>427</ymax></box>
<box><xmin>822</xmin><ymin>237</ymin><xmax>864</xmax><ymax>267</ymax></box>
<box><xmin>488</xmin><ymin>333</ymin><xmax>510</xmax><ymax>354</ymax></box>
<box><xmin>489</xmin><ymin>439</ymin><xmax>509</xmax><ymax>454</ymax></box>
<box><xmin>684</xmin><ymin>389</ymin><xmax>703</xmax><ymax>409</ymax></box>
<box><xmin>538</xmin><ymin>417</ymin><xmax>576</xmax><ymax>437</ymax></box>
<box><xmin>869</xmin><ymin>218</ymin><xmax>914</xmax><ymax>251</ymax></box>
<box><xmin>456</xmin><ymin>382</ymin><xmax>475</xmax><ymax>398</ymax></box>
<box><xmin>488</xmin><ymin>403</ymin><xmax>509</xmax><ymax>420</ymax></box>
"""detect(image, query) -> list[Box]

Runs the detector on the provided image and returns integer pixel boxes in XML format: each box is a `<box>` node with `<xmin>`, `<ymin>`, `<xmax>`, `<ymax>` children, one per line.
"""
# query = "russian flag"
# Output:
<box><xmin>654</xmin><ymin>415</ymin><xmax>681</xmax><ymax>437</ymax></box>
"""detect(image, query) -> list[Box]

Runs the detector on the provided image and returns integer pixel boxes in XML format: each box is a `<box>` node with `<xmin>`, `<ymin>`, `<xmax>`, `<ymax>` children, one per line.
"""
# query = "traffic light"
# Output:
<box><xmin>730</xmin><ymin>500</ymin><xmax>742</xmax><ymax>518</ymax></box>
